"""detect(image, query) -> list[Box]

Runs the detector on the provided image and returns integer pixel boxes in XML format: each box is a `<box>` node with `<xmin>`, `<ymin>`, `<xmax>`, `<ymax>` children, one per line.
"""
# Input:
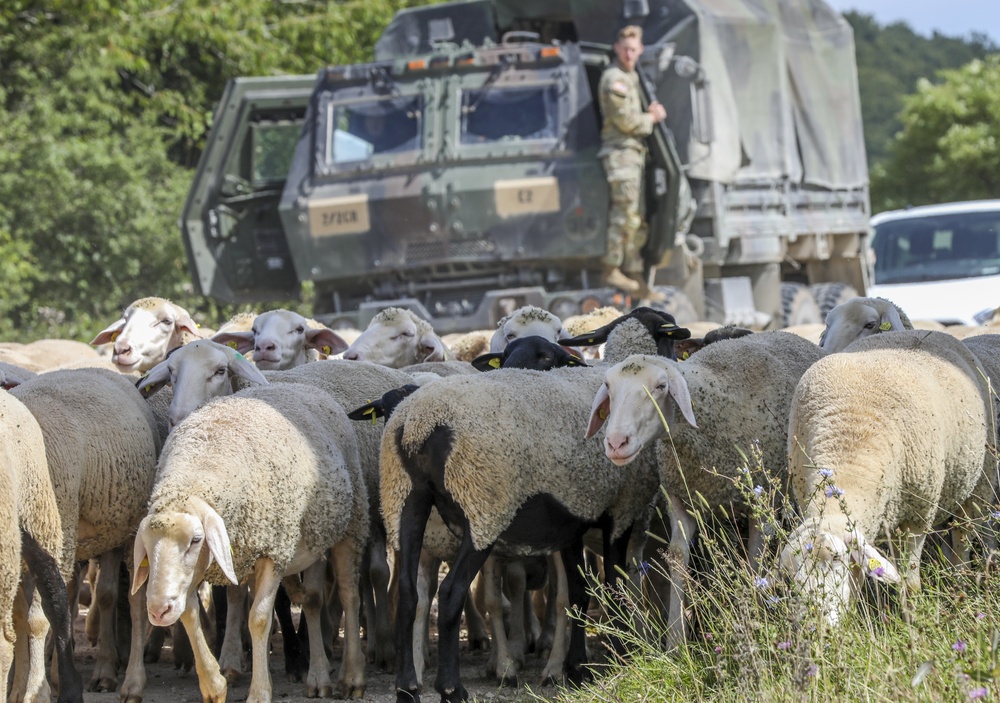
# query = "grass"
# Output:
<box><xmin>529</xmin><ymin>448</ymin><xmax>1000</xmax><ymax>703</ymax></box>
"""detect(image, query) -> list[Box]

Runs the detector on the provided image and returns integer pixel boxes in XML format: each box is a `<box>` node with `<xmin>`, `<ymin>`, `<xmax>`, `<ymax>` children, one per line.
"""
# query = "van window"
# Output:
<box><xmin>460</xmin><ymin>85</ymin><xmax>558</xmax><ymax>145</ymax></box>
<box><xmin>872</xmin><ymin>211</ymin><xmax>1000</xmax><ymax>284</ymax></box>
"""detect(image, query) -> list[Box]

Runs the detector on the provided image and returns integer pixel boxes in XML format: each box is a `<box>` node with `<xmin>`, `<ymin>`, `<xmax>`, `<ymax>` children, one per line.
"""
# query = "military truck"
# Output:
<box><xmin>181</xmin><ymin>0</ymin><xmax>872</xmax><ymax>333</ymax></box>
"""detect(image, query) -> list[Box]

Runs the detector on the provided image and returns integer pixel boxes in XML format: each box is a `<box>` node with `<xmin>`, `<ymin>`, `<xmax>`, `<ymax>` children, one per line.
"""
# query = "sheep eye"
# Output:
<box><xmin>214</xmin><ymin>367</ymin><xmax>226</xmax><ymax>377</ymax></box>
<box><xmin>251</xmin><ymin>328</ymin><xmax>258</xmax><ymax>335</ymax></box>
<box><xmin>157</xmin><ymin>318</ymin><xmax>172</xmax><ymax>327</ymax></box>
<box><xmin>402</xmin><ymin>331</ymin><xmax>414</xmax><ymax>338</ymax></box>
<box><xmin>655</xmin><ymin>383</ymin><xmax>668</xmax><ymax>392</ymax></box>
<box><xmin>863</xmin><ymin>321</ymin><xmax>876</xmax><ymax>329</ymax></box>
<box><xmin>294</xmin><ymin>326</ymin><xmax>305</xmax><ymax>334</ymax></box>
<box><xmin>505</xmin><ymin>333</ymin><xmax>516</xmax><ymax>341</ymax></box>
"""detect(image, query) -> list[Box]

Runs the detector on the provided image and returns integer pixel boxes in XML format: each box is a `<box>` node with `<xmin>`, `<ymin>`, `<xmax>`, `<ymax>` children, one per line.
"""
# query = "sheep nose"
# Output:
<box><xmin>256</xmin><ymin>341</ymin><xmax>276</xmax><ymax>353</ymax></box>
<box><xmin>115</xmin><ymin>342</ymin><xmax>132</xmax><ymax>356</ymax></box>
<box><xmin>152</xmin><ymin>603</ymin><xmax>173</xmax><ymax>621</ymax></box>
<box><xmin>343</xmin><ymin>350</ymin><xmax>360</xmax><ymax>361</ymax></box>
<box><xmin>606</xmin><ymin>433</ymin><xmax>631</xmax><ymax>452</ymax></box>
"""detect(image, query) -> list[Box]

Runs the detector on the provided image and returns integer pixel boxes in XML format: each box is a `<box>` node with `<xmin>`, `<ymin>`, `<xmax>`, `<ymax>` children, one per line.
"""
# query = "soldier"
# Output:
<box><xmin>598</xmin><ymin>25</ymin><xmax>667</xmax><ymax>301</ymax></box>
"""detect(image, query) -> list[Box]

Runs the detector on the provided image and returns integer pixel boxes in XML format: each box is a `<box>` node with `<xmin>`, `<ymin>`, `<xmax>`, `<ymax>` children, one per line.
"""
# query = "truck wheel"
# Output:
<box><xmin>809</xmin><ymin>283</ymin><xmax>858</xmax><ymax>322</ymax></box>
<box><xmin>647</xmin><ymin>287</ymin><xmax>698</xmax><ymax>324</ymax></box>
<box><xmin>780</xmin><ymin>283</ymin><xmax>822</xmax><ymax>327</ymax></box>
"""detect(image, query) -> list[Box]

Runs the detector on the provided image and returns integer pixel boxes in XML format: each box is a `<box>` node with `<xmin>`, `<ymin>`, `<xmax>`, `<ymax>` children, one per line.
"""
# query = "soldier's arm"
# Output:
<box><xmin>603</xmin><ymin>86</ymin><xmax>655</xmax><ymax>137</ymax></box>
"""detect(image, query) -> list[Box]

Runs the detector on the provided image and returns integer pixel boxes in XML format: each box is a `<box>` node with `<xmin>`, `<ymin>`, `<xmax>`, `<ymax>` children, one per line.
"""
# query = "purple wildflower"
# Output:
<box><xmin>818</xmin><ymin>468</ymin><xmax>834</xmax><ymax>478</ymax></box>
<box><xmin>714</xmin><ymin>645</ymin><xmax>722</xmax><ymax>654</ymax></box>
<box><xmin>825</xmin><ymin>485</ymin><xmax>844</xmax><ymax>498</ymax></box>
<box><xmin>969</xmin><ymin>687</ymin><xmax>987</xmax><ymax>700</ymax></box>
<box><xmin>953</xmin><ymin>640</ymin><xmax>967</xmax><ymax>654</ymax></box>
<box><xmin>754</xmin><ymin>485</ymin><xmax>764</xmax><ymax>496</ymax></box>
<box><xmin>777</xmin><ymin>640</ymin><xmax>792</xmax><ymax>650</ymax></box>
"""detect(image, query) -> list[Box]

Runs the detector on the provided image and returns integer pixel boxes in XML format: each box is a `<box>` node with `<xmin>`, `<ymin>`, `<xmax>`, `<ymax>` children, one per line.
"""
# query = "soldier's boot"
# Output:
<box><xmin>602</xmin><ymin>266</ymin><xmax>641</xmax><ymax>294</ymax></box>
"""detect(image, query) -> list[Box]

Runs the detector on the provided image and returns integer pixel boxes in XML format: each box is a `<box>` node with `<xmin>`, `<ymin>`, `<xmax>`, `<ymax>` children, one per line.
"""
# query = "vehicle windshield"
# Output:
<box><xmin>325</xmin><ymin>96</ymin><xmax>423</xmax><ymax>165</ymax></box>
<box><xmin>460</xmin><ymin>85</ymin><xmax>558</xmax><ymax>145</ymax></box>
<box><xmin>252</xmin><ymin>122</ymin><xmax>302</xmax><ymax>185</ymax></box>
<box><xmin>872</xmin><ymin>211</ymin><xmax>1000</xmax><ymax>284</ymax></box>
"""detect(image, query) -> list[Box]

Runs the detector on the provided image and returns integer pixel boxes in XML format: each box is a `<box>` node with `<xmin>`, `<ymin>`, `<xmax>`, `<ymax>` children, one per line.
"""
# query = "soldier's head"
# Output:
<box><xmin>614</xmin><ymin>25</ymin><xmax>644</xmax><ymax>72</ymax></box>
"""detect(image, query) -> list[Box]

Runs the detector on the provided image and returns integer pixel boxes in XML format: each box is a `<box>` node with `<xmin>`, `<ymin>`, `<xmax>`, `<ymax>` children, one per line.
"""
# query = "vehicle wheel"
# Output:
<box><xmin>780</xmin><ymin>283</ymin><xmax>822</xmax><ymax>327</ymax></box>
<box><xmin>809</xmin><ymin>282</ymin><xmax>858</xmax><ymax>322</ymax></box>
<box><xmin>647</xmin><ymin>286</ymin><xmax>698</xmax><ymax>324</ymax></box>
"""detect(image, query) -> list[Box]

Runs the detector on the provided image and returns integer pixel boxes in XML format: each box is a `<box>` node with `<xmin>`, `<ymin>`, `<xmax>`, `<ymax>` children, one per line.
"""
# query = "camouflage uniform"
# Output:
<box><xmin>598</xmin><ymin>60</ymin><xmax>654</xmax><ymax>274</ymax></box>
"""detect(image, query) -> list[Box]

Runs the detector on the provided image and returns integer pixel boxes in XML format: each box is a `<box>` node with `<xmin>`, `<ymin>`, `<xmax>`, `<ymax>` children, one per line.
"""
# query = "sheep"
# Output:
<box><xmin>210</xmin><ymin>309</ymin><xmax>348</xmax><ymax>370</ymax></box>
<box><xmin>818</xmin><ymin>296</ymin><xmax>913</xmax><ymax>352</ymax></box>
<box><xmin>472</xmin><ymin>336</ymin><xmax>588</xmax><ymax>372</ymax></box>
<box><xmin>0</xmin><ymin>339</ymin><xmax>100</xmax><ymax>371</ymax></box>
<box><xmin>562</xmin><ymin>307</ymin><xmax>624</xmax><ymax>338</ymax></box>
<box><xmin>0</xmin><ymin>347</ymin><xmax>45</xmax><ymax>373</ymax></box>
<box><xmin>341</xmin><ymin>308</ymin><xmax>450</xmax><ymax>367</ymax></box>
<box><xmin>401</xmin><ymin>360</ymin><xmax>478</xmax><ymax>378</ymax></box>
<box><xmin>489</xmin><ymin>305</ymin><xmax>570</xmax><ymax>353</ymax></box>
<box><xmin>558</xmin><ymin>306</ymin><xmax>691</xmax><ymax>365</ymax></box>
<box><xmin>10</xmin><ymin>368</ymin><xmax>161</xmax><ymax>700</ymax></box>
<box><xmin>673</xmin><ymin>324</ymin><xmax>754</xmax><ymax>360</ymax></box>
<box><xmin>131</xmin><ymin>381</ymin><xmax>370</xmax><ymax>702</ymax></box>
<box><xmin>382</xmin><ymin>307</ymin><xmax>689</xmax><ymax>700</ymax></box>
<box><xmin>1</xmin><ymin>388</ymin><xmax>83</xmax><ymax>703</ymax></box>
<box><xmin>584</xmin><ymin>331</ymin><xmax>826</xmax><ymax>646</ymax></box>
<box><xmin>0</xmin><ymin>362</ymin><xmax>36</xmax><ymax>388</ymax></box>
<box><xmin>91</xmin><ymin>297</ymin><xmax>201</xmax><ymax>373</ymax></box>
<box><xmin>779</xmin><ymin>330</ymin><xmax>992</xmax><ymax>625</ymax></box>
<box><xmin>441</xmin><ymin>330</ymin><xmax>493</xmax><ymax>362</ymax></box>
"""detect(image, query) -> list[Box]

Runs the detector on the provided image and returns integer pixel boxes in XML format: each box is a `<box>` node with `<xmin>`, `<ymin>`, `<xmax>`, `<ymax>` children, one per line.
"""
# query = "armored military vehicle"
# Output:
<box><xmin>181</xmin><ymin>0</ymin><xmax>872</xmax><ymax>332</ymax></box>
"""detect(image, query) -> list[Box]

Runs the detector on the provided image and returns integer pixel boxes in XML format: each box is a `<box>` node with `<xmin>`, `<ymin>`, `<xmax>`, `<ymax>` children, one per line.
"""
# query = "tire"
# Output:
<box><xmin>780</xmin><ymin>283</ymin><xmax>822</xmax><ymax>327</ymax></box>
<box><xmin>809</xmin><ymin>282</ymin><xmax>858</xmax><ymax>322</ymax></box>
<box><xmin>647</xmin><ymin>286</ymin><xmax>698</xmax><ymax>324</ymax></box>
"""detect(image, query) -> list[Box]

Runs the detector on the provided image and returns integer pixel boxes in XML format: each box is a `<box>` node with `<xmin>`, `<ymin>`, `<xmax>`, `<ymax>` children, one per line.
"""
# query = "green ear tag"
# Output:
<box><xmin>681</xmin><ymin>351</ymin><xmax>690</xmax><ymax>360</ymax></box>
<box><xmin>234</xmin><ymin>351</ymin><xmax>245</xmax><ymax>361</ymax></box>
<box><xmin>489</xmin><ymin>358</ymin><xmax>501</xmax><ymax>369</ymax></box>
<box><xmin>227</xmin><ymin>341</ymin><xmax>238</xmax><ymax>349</ymax></box>
<box><xmin>879</xmin><ymin>321</ymin><xmax>892</xmax><ymax>331</ymax></box>
<box><xmin>322</xmin><ymin>345</ymin><xmax>332</xmax><ymax>355</ymax></box>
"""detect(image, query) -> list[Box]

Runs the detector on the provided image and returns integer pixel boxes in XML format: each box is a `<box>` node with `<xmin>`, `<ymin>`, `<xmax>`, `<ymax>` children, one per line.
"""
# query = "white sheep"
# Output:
<box><xmin>441</xmin><ymin>330</ymin><xmax>493</xmax><ymax>362</ymax></box>
<box><xmin>10</xmin><ymin>368</ymin><xmax>161</xmax><ymax>700</ymax></box>
<box><xmin>0</xmin><ymin>339</ymin><xmax>100</xmax><ymax>372</ymax></box>
<box><xmin>818</xmin><ymin>296</ymin><xmax>913</xmax><ymax>352</ymax></box>
<box><xmin>489</xmin><ymin>305</ymin><xmax>569</xmax><ymax>353</ymax></box>
<box><xmin>91</xmin><ymin>297</ymin><xmax>201</xmax><ymax>373</ymax></box>
<box><xmin>341</xmin><ymin>308</ymin><xmax>450</xmax><ymax>367</ymax></box>
<box><xmin>131</xmin><ymin>381</ymin><xmax>370</xmax><ymax>702</ymax></box>
<box><xmin>211</xmin><ymin>309</ymin><xmax>348</xmax><ymax>370</ymax></box>
<box><xmin>780</xmin><ymin>330</ymin><xmax>991</xmax><ymax>625</ymax></box>
<box><xmin>584</xmin><ymin>331</ymin><xmax>826</xmax><ymax>646</ymax></box>
<box><xmin>1</xmin><ymin>387</ymin><xmax>83</xmax><ymax>703</ymax></box>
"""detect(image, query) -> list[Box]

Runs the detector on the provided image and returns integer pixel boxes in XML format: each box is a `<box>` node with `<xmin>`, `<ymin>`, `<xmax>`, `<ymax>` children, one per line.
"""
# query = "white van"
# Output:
<box><xmin>867</xmin><ymin>200</ymin><xmax>1000</xmax><ymax>326</ymax></box>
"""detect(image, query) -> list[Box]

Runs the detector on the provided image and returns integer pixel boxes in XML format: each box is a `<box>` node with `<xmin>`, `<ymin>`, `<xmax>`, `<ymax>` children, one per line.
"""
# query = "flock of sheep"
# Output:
<box><xmin>1</xmin><ymin>294</ymin><xmax>1000</xmax><ymax>703</ymax></box>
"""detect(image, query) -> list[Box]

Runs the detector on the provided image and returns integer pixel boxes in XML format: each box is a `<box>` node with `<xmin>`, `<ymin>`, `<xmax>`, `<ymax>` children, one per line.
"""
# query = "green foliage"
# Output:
<box><xmin>0</xmin><ymin>0</ymin><xmax>437</xmax><ymax>342</ymax></box>
<box><xmin>872</xmin><ymin>56</ymin><xmax>1000</xmax><ymax>212</ymax></box>
<box><xmin>845</xmin><ymin>11</ymin><xmax>997</xmax><ymax>168</ymax></box>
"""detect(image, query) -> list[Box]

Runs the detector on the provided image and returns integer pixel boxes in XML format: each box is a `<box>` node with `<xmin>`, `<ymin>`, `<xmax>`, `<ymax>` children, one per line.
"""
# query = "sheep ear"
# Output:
<box><xmin>850</xmin><ymin>535</ymin><xmax>900</xmax><ymax>584</ymax></box>
<box><xmin>91</xmin><ymin>318</ymin><xmax>126</xmax><ymax>346</ymax></box>
<box><xmin>202</xmin><ymin>506</ymin><xmax>238</xmax><ymax>585</ymax></box>
<box><xmin>210</xmin><ymin>331</ymin><xmax>255</xmax><ymax>354</ymax></box>
<box><xmin>347</xmin><ymin>400</ymin><xmax>385</xmax><ymax>422</ymax></box>
<box><xmin>174</xmin><ymin>310</ymin><xmax>200</xmax><ymax>338</ymax></box>
<box><xmin>471</xmin><ymin>353</ymin><xmax>504</xmax><ymax>372</ymax></box>
<box><xmin>420</xmin><ymin>334</ymin><xmax>447</xmax><ymax>362</ymax></box>
<box><xmin>227</xmin><ymin>351</ymin><xmax>268</xmax><ymax>385</ymax></box>
<box><xmin>585</xmin><ymin>384</ymin><xmax>611</xmax><ymax>439</ymax></box>
<box><xmin>137</xmin><ymin>360</ymin><xmax>172</xmax><ymax>398</ymax></box>
<box><xmin>878</xmin><ymin>306</ymin><xmax>905</xmax><ymax>333</ymax></box>
<box><xmin>673</xmin><ymin>338</ymin><xmax>706</xmax><ymax>360</ymax></box>
<box><xmin>131</xmin><ymin>529</ymin><xmax>149</xmax><ymax>595</ymax></box>
<box><xmin>305</xmin><ymin>327</ymin><xmax>348</xmax><ymax>357</ymax></box>
<box><xmin>665</xmin><ymin>365</ymin><xmax>697</xmax><ymax>429</ymax></box>
<box><xmin>658</xmin><ymin>322</ymin><xmax>691</xmax><ymax>340</ymax></box>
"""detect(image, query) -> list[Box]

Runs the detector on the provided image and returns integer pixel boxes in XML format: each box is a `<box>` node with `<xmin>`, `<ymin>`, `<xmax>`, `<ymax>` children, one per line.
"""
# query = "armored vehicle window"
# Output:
<box><xmin>325</xmin><ymin>96</ymin><xmax>423</xmax><ymax>165</ymax></box>
<box><xmin>251</xmin><ymin>122</ymin><xmax>301</xmax><ymax>184</ymax></box>
<box><xmin>460</xmin><ymin>85</ymin><xmax>557</xmax><ymax>145</ymax></box>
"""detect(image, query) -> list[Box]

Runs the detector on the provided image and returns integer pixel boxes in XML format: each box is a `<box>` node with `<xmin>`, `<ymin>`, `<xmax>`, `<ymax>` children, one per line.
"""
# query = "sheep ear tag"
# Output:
<box><xmin>364</xmin><ymin>406</ymin><xmax>378</xmax><ymax>426</ymax></box>
<box><xmin>111</xmin><ymin>331</ymin><xmax>120</xmax><ymax>342</ymax></box>
<box><xmin>489</xmin><ymin>358</ymin><xmax>501</xmax><ymax>369</ymax></box>
<box><xmin>322</xmin><ymin>345</ymin><xmax>332</xmax><ymax>355</ymax></box>
<box><xmin>140</xmin><ymin>556</ymin><xmax>149</xmax><ymax>568</ymax></box>
<box><xmin>879</xmin><ymin>321</ymin><xmax>892</xmax><ymax>331</ymax></box>
<box><xmin>227</xmin><ymin>341</ymin><xmax>238</xmax><ymax>350</ymax></box>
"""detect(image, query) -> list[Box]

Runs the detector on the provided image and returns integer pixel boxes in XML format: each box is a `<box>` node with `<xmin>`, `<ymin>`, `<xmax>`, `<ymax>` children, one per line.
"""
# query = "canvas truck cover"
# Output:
<box><xmin>376</xmin><ymin>0</ymin><xmax>867</xmax><ymax>190</ymax></box>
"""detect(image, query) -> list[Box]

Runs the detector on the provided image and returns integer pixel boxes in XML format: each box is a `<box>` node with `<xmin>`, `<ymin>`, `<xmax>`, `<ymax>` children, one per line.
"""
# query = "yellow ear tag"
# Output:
<box><xmin>681</xmin><ymin>351</ymin><xmax>690</xmax><ymax>360</ymax></box>
<box><xmin>227</xmin><ymin>341</ymin><xmax>238</xmax><ymax>349</ymax></box>
<box><xmin>489</xmin><ymin>358</ymin><xmax>501</xmax><ymax>369</ymax></box>
<box><xmin>586</xmin><ymin>338</ymin><xmax>595</xmax><ymax>343</ymax></box>
<box><xmin>599</xmin><ymin>407</ymin><xmax>608</xmax><ymax>420</ymax></box>
<box><xmin>322</xmin><ymin>345</ymin><xmax>332</xmax><ymax>355</ymax></box>
<box><xmin>111</xmin><ymin>332</ymin><xmax>120</xmax><ymax>342</ymax></box>
<box><xmin>144</xmin><ymin>385</ymin><xmax>153</xmax><ymax>393</ymax></box>
<box><xmin>140</xmin><ymin>556</ymin><xmax>149</xmax><ymax>568</ymax></box>
<box><xmin>879</xmin><ymin>321</ymin><xmax>892</xmax><ymax>331</ymax></box>
<box><xmin>662</xmin><ymin>323</ymin><xmax>675</xmax><ymax>329</ymax></box>
<box><xmin>363</xmin><ymin>406</ymin><xmax>377</xmax><ymax>426</ymax></box>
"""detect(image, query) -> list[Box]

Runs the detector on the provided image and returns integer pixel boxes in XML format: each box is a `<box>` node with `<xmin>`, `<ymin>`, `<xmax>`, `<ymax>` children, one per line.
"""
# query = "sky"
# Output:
<box><xmin>824</xmin><ymin>1</ymin><xmax>1000</xmax><ymax>45</ymax></box>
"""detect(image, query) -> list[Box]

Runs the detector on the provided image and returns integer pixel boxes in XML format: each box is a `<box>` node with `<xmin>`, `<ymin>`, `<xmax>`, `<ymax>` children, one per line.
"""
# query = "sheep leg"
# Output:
<box><xmin>504</xmin><ymin>560</ymin><xmax>528</xmax><ymax>669</ymax></box>
<box><xmin>482</xmin><ymin>556</ymin><xmax>516</xmax><ymax>685</ymax></box>
<box><xmin>367</xmin><ymin>527</ymin><xmax>394</xmax><ymax>671</ymax></box>
<box><xmin>10</xmin><ymin>586</ymin><xmax>31</xmax><ymax>703</ymax></box>
<box><xmin>413</xmin><ymin>550</ymin><xmax>441</xmax><ymax>686</ymax></box>
<box><xmin>0</xmin><ymin>619</ymin><xmax>12</xmax><ymax>703</ymax></box>
<box><xmin>179</xmin><ymin>585</ymin><xmax>227</xmax><ymax>703</ymax></box>
<box><xmin>10</xmin><ymin>581</ymin><xmax>50</xmax><ymax>703</ymax></box>
<box><xmin>434</xmin><ymin>529</ymin><xmax>493</xmax><ymax>703</ymax></box>
<box><xmin>21</xmin><ymin>532</ymin><xmax>83</xmax><ymax>703</ymax></box>
<box><xmin>666</xmin><ymin>494</ymin><xmax>697</xmax><ymax>650</ymax></box>
<box><xmin>534</xmin><ymin>581</ymin><xmax>553</xmax><ymax>656</ymax></box>
<box><xmin>299</xmin><ymin>562</ymin><xmax>334</xmax><ymax>698</ymax></box>
<box><xmin>89</xmin><ymin>548</ymin><xmax>123</xmax><ymax>692</ymax></box>
<box><xmin>246</xmin><ymin>559</ymin><xmax>281</xmax><ymax>703</ymax></box>
<box><xmin>462</xmin><ymin>583</ymin><xmax>490</xmax><ymax>651</ymax></box>
<box><xmin>394</xmin><ymin>489</ymin><xmax>434</xmax><ymax>703</ymax></box>
<box><xmin>602</xmin><ymin>525</ymin><xmax>634</xmax><ymax>658</ymax></box>
<box><xmin>562</xmin><ymin>537</ymin><xmax>590</xmax><ymax>686</ymax></box>
<box><xmin>331</xmin><ymin>541</ymin><xmax>366</xmax><ymax>699</ymax></box>
<box><xmin>217</xmin><ymin>584</ymin><xmax>248</xmax><ymax>683</ymax></box>
<box><xmin>118</xmin><ymin>579</ymin><xmax>148</xmax><ymax>703</ymax></box>
<box><xmin>210</xmin><ymin>585</ymin><xmax>227</xmax><ymax>658</ymax></box>
<box><xmin>172</xmin><ymin>621</ymin><xmax>195</xmax><ymax>672</ymax></box>
<box><xmin>143</xmin><ymin>626</ymin><xmax>165</xmax><ymax>663</ymax></box>
<box><xmin>539</xmin><ymin>552</ymin><xmax>569</xmax><ymax>686</ymax></box>
<box><xmin>274</xmin><ymin>584</ymin><xmax>307</xmax><ymax>682</ymax></box>
<box><xmin>84</xmin><ymin>559</ymin><xmax>100</xmax><ymax>646</ymax></box>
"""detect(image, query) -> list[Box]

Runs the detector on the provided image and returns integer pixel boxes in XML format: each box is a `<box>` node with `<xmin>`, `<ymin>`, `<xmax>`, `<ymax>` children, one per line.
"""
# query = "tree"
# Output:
<box><xmin>871</xmin><ymin>56</ymin><xmax>1000</xmax><ymax>212</ymax></box>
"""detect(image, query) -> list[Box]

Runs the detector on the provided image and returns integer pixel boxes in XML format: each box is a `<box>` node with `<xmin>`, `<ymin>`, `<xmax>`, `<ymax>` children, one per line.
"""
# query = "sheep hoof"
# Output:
<box><xmin>88</xmin><ymin>676</ymin><xmax>118</xmax><ymax>693</ymax></box>
<box><xmin>333</xmin><ymin>681</ymin><xmax>365</xmax><ymax>699</ymax></box>
<box><xmin>284</xmin><ymin>653</ymin><xmax>307</xmax><ymax>682</ymax></box>
<box><xmin>222</xmin><ymin>667</ymin><xmax>242</xmax><ymax>685</ymax></box>
<box><xmin>439</xmin><ymin>684</ymin><xmax>469</xmax><ymax>702</ymax></box>
<box><xmin>374</xmin><ymin>643</ymin><xmax>395</xmax><ymax>672</ymax></box>
<box><xmin>540</xmin><ymin>673</ymin><xmax>562</xmax><ymax>687</ymax></box>
<box><xmin>467</xmin><ymin>635</ymin><xmax>490</xmax><ymax>651</ymax></box>
<box><xmin>394</xmin><ymin>682</ymin><xmax>421</xmax><ymax>703</ymax></box>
